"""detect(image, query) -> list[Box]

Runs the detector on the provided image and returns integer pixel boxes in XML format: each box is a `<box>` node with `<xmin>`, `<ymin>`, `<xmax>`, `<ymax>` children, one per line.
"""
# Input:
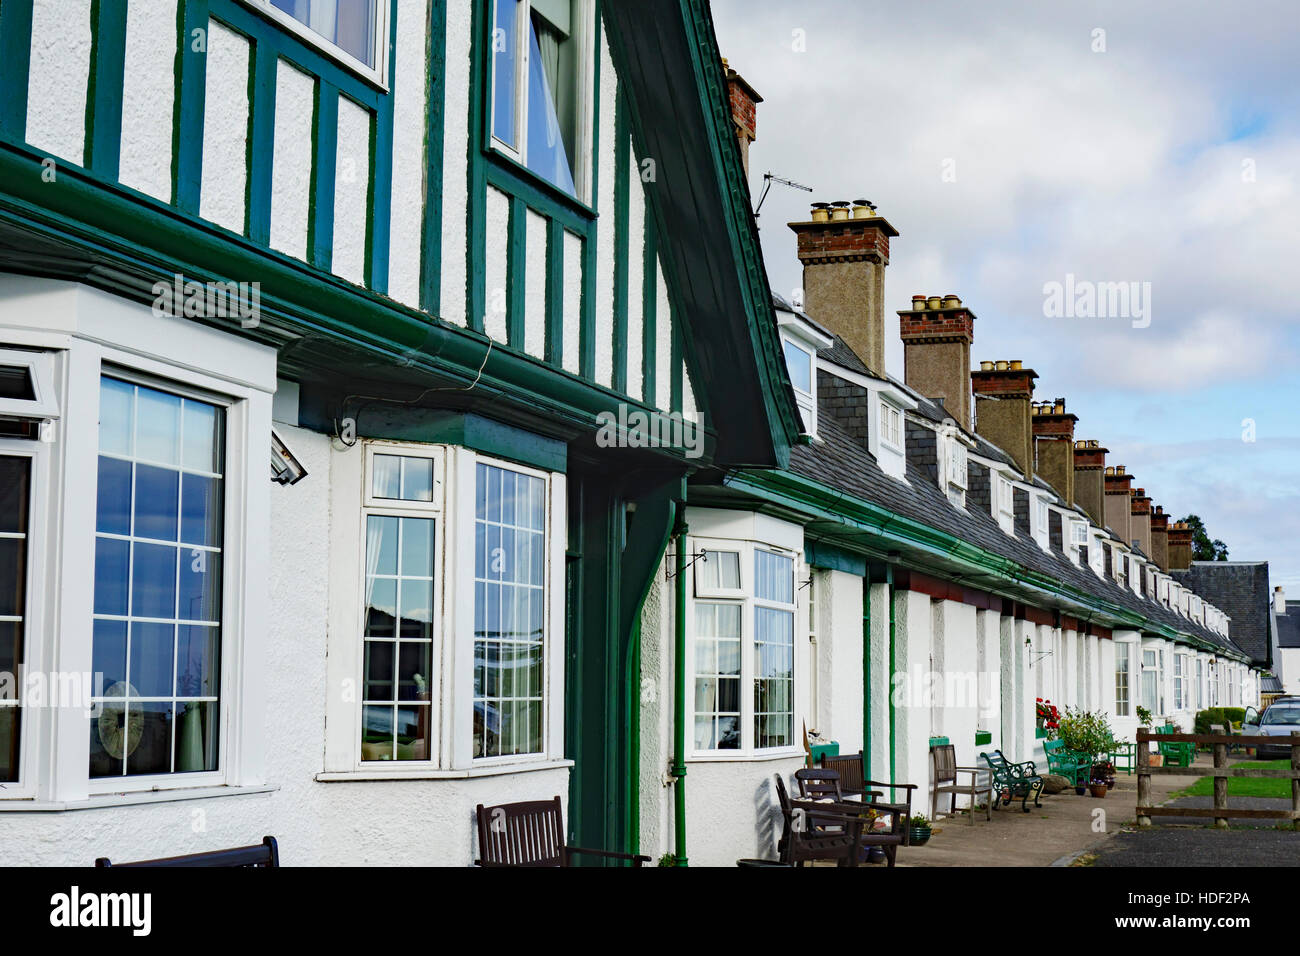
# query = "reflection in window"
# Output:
<box><xmin>361</xmin><ymin>515</ymin><xmax>435</xmax><ymax>761</ymax></box>
<box><xmin>0</xmin><ymin>456</ymin><xmax>30</xmax><ymax>782</ymax></box>
<box><xmin>474</xmin><ymin>463</ymin><xmax>546</xmax><ymax>758</ymax></box>
<box><xmin>754</xmin><ymin>550</ymin><xmax>794</xmax><ymax>749</ymax></box>
<box><xmin>91</xmin><ymin>378</ymin><xmax>224</xmax><ymax>777</ymax></box>
<box><xmin>269</xmin><ymin>0</ymin><xmax>378</xmax><ymax>68</ymax></box>
<box><xmin>694</xmin><ymin>603</ymin><xmax>740</xmax><ymax>750</ymax></box>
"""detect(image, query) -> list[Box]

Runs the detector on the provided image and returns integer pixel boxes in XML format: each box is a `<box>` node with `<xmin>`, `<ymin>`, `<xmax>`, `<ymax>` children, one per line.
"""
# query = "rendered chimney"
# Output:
<box><xmin>897</xmin><ymin>295</ymin><xmax>976</xmax><ymax>430</ymax></box>
<box><xmin>1276</xmin><ymin>586</ymin><xmax>1287</xmax><ymax>615</ymax></box>
<box><xmin>1149</xmin><ymin>505</ymin><xmax>1170</xmax><ymax>572</ymax></box>
<box><xmin>1103</xmin><ymin>467</ymin><xmax>1135</xmax><ymax>546</ymax></box>
<box><xmin>789</xmin><ymin>201</ymin><xmax>899</xmax><ymax>376</ymax></box>
<box><xmin>1130</xmin><ymin>487</ymin><xmax>1153</xmax><ymax>558</ymax></box>
<box><xmin>722</xmin><ymin>58</ymin><xmax>762</xmax><ymax>180</ymax></box>
<box><xmin>1031</xmin><ymin>397</ymin><xmax>1078</xmax><ymax>504</ymax></box>
<box><xmin>1072</xmin><ymin>440</ymin><xmax>1108</xmax><ymax>527</ymax></box>
<box><xmin>970</xmin><ymin>361</ymin><xmax>1038</xmax><ymax>479</ymax></box>
<box><xmin>1167</xmin><ymin>521</ymin><xmax>1194</xmax><ymax>571</ymax></box>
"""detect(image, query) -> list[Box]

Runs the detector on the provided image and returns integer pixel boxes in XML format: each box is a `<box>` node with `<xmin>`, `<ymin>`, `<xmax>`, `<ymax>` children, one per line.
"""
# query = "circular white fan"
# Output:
<box><xmin>97</xmin><ymin>683</ymin><xmax>143</xmax><ymax>760</ymax></box>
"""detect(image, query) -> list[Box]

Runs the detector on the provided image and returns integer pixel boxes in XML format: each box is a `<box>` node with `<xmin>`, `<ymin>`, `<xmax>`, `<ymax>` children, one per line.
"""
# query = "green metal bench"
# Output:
<box><xmin>1043</xmin><ymin>738</ymin><xmax>1093</xmax><ymax>787</ymax></box>
<box><xmin>980</xmin><ymin>750</ymin><xmax>1043</xmax><ymax>813</ymax></box>
<box><xmin>1157</xmin><ymin>724</ymin><xmax>1194</xmax><ymax>768</ymax></box>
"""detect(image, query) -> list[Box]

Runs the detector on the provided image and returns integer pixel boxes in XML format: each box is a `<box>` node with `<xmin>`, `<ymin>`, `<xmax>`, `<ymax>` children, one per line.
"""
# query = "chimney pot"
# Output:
<box><xmin>1009</xmin><ymin>359</ymin><xmax>1023</xmax><ymax>370</ymax></box>
<box><xmin>810</xmin><ymin>202</ymin><xmax>830</xmax><ymax>222</ymax></box>
<box><xmin>1116</xmin><ymin>465</ymin><xmax>1125</xmax><ymax>475</ymax></box>
<box><xmin>980</xmin><ymin>360</ymin><xmax>994</xmax><ymax>371</ymax></box>
<box><xmin>1106</xmin><ymin>466</ymin><xmax>1115</xmax><ymax>475</ymax></box>
<box><xmin>942</xmin><ymin>294</ymin><xmax>962</xmax><ymax>308</ymax></box>
<box><xmin>830</xmin><ymin>201</ymin><xmax>850</xmax><ymax>221</ymax></box>
<box><xmin>851</xmin><ymin>199</ymin><xmax>872</xmax><ymax>219</ymax></box>
<box><xmin>926</xmin><ymin>295</ymin><xmax>942</xmax><ymax>310</ymax></box>
<box><xmin>911</xmin><ymin>294</ymin><xmax>927</xmax><ymax>309</ymax></box>
<box><xmin>995</xmin><ymin>360</ymin><xmax>1009</xmax><ymax>371</ymax></box>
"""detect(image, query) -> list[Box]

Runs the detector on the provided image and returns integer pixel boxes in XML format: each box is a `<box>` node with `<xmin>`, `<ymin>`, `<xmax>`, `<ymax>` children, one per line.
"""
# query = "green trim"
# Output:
<box><xmin>863</xmin><ymin>575</ymin><xmax>871</xmax><ymax>777</ymax></box>
<box><xmin>672</xmin><ymin>514</ymin><xmax>689</xmax><ymax>866</ymax></box>
<box><xmin>0</xmin><ymin>0</ymin><xmax>34</xmax><ymax>142</ymax></box>
<box><xmin>85</xmin><ymin>0</ymin><xmax>127</xmax><ymax>179</ymax></box>
<box><xmin>246</xmin><ymin>39</ymin><xmax>277</xmax><ymax>244</ymax></box>
<box><xmin>641</xmin><ymin>208</ymin><xmax>657</xmax><ymax>404</ymax></box>
<box><xmin>544</xmin><ymin>218</ymin><xmax>565</xmax><ymax>365</ymax></box>
<box><xmin>804</xmin><ymin>540</ymin><xmax>867</xmax><ymax>576</ymax></box>
<box><xmin>578</xmin><ymin>5</ymin><xmax>602</xmax><ymax>380</ymax></box>
<box><xmin>365</xmin><ymin>7</ymin><xmax>398</xmax><ymax>293</ymax></box>
<box><xmin>347</xmin><ymin>408</ymin><xmax>567</xmax><ymax>473</ymax></box>
<box><xmin>928</xmin><ymin>736</ymin><xmax>949</xmax><ymax>748</ymax></box>
<box><xmin>975</xmin><ymin>730</ymin><xmax>993</xmax><ymax>746</ymax></box>
<box><xmin>888</xmin><ymin>563</ymin><xmax>896</xmax><ymax>783</ymax></box>
<box><xmin>506</xmin><ymin>194</ymin><xmax>526</xmax><ymax>348</ymax></box>
<box><xmin>465</xmin><ymin>0</ymin><xmax>486</xmax><ymax>332</ymax></box>
<box><xmin>670</xmin><ymin>307</ymin><xmax>682</xmax><ymax>414</ymax></box>
<box><xmin>418</xmin><ymin>0</ymin><xmax>446</xmax><ymax>313</ymax></box>
<box><xmin>307</xmin><ymin>81</ymin><xmax>337</xmax><ymax>270</ymax></box>
<box><xmin>611</xmin><ymin>89</ymin><xmax>629</xmax><ymax>394</ymax></box>
<box><xmin>1035</xmin><ymin>728</ymin><xmax>1048</xmax><ymax>740</ymax></box>
<box><xmin>627</xmin><ymin>617</ymin><xmax>641</xmax><ymax>857</ymax></box>
<box><xmin>172</xmin><ymin>0</ymin><xmax>209</xmax><ymax>214</ymax></box>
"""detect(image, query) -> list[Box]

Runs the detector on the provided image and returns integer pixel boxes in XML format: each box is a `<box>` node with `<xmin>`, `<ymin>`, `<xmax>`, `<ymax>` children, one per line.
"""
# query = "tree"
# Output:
<box><xmin>1179</xmin><ymin>513</ymin><xmax>1229</xmax><ymax>561</ymax></box>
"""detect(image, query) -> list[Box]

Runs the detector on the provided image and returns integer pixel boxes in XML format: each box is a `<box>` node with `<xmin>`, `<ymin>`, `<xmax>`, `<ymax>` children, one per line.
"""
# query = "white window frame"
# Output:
<box><xmin>781</xmin><ymin>336</ymin><xmax>816</xmax><ymax>436</ymax></box>
<box><xmin>1114</xmin><ymin>645</ymin><xmax>1131</xmax><ymax>717</ymax></box>
<box><xmin>322</xmin><ymin>444</ymin><xmax>567</xmax><ymax>778</ymax></box>
<box><xmin>0</xmin><ymin>437</ymin><xmax>52</xmax><ymax>800</ymax></box>
<box><xmin>239</xmin><ymin>0</ymin><xmax>391</xmax><ymax>88</ymax></box>
<box><xmin>1173</xmin><ymin>653</ymin><xmax>1185</xmax><ymax>711</ymax></box>
<box><xmin>488</xmin><ymin>0</ymin><xmax>597</xmax><ymax>204</ymax></box>
<box><xmin>356</xmin><ymin>445</ymin><xmax>445</xmax><ymax>767</ymax></box>
<box><xmin>688</xmin><ymin>536</ymin><xmax>801</xmax><ymax>760</ymax></box>
<box><xmin>1069</xmin><ymin>520</ymin><xmax>1088</xmax><ymax>548</ymax></box>
<box><xmin>946</xmin><ymin>439</ymin><xmax>968</xmax><ymax>490</ymax></box>
<box><xmin>878</xmin><ymin>401</ymin><xmax>903</xmax><ymax>451</ymax></box>
<box><xmin>86</xmin><ymin>366</ymin><xmax>244</xmax><ymax>797</ymax></box>
<box><xmin>0</xmin><ymin>347</ymin><xmax>60</xmax><ymax>425</ymax></box>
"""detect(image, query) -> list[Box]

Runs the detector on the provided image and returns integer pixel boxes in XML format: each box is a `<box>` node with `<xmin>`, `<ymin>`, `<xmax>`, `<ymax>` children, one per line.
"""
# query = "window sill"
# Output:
<box><xmin>687</xmin><ymin>748</ymin><xmax>804</xmax><ymax>764</ymax></box>
<box><xmin>0</xmin><ymin>784</ymin><xmax>278</xmax><ymax>812</ymax></box>
<box><xmin>315</xmin><ymin>758</ymin><xmax>574</xmax><ymax>782</ymax></box>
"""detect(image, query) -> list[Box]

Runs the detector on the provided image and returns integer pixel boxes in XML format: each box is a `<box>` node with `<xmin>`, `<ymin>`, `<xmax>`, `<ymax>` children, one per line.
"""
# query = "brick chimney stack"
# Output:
<box><xmin>1150</xmin><ymin>505</ymin><xmax>1170</xmax><ymax>571</ymax></box>
<box><xmin>722</xmin><ymin>58</ymin><xmax>762</xmax><ymax>180</ymax></box>
<box><xmin>1103</xmin><ymin>466</ymin><xmax>1135</xmax><ymax>545</ymax></box>
<box><xmin>1168</xmin><ymin>520</ymin><xmax>1194</xmax><ymax>571</ymax></box>
<box><xmin>897</xmin><ymin>294</ymin><xmax>976</xmax><ymax>430</ymax></box>
<box><xmin>1031</xmin><ymin>398</ymin><xmax>1078</xmax><ymax>505</ymax></box>
<box><xmin>1130</xmin><ymin>487</ymin><xmax>1152</xmax><ymax>557</ymax></box>
<box><xmin>1072</xmin><ymin>440</ymin><xmax>1108</xmax><ymax>527</ymax></box>
<box><xmin>789</xmin><ymin>200</ymin><xmax>899</xmax><ymax>376</ymax></box>
<box><xmin>970</xmin><ymin>360</ymin><xmax>1038</xmax><ymax>479</ymax></box>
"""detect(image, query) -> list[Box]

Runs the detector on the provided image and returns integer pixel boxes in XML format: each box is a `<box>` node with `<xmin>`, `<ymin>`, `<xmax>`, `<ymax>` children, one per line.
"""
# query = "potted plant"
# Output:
<box><xmin>1092</xmin><ymin>759</ymin><xmax>1117</xmax><ymax>790</ymax></box>
<box><xmin>1089</xmin><ymin>779</ymin><xmax>1108</xmax><ymax>798</ymax></box>
<box><xmin>907</xmin><ymin>814</ymin><xmax>932</xmax><ymax>846</ymax></box>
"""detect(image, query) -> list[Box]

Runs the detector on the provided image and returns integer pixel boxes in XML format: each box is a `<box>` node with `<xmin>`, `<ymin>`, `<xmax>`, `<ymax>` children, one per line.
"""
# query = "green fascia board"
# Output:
<box><xmin>727</xmin><ymin>467</ymin><xmax>1224</xmax><ymax>655</ymax></box>
<box><xmin>804</xmin><ymin>539</ymin><xmax>867</xmax><ymax>577</ymax></box>
<box><xmin>601</xmin><ymin>0</ymin><xmax>800</xmax><ymax>469</ymax></box>
<box><xmin>0</xmin><ymin>140</ymin><xmax>716</xmax><ymax>468</ymax></box>
<box><xmin>346</xmin><ymin>408</ymin><xmax>566</xmax><ymax>473</ymax></box>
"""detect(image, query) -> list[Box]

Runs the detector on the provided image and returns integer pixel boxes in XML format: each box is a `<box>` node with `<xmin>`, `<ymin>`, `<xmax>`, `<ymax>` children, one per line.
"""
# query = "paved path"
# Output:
<box><xmin>1090</xmin><ymin>828</ymin><xmax>1300</xmax><ymax>866</ymax></box>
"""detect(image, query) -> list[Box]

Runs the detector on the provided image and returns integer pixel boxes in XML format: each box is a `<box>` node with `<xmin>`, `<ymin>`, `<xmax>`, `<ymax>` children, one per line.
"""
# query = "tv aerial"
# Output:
<box><xmin>754</xmin><ymin>171</ymin><xmax>812</xmax><ymax>220</ymax></box>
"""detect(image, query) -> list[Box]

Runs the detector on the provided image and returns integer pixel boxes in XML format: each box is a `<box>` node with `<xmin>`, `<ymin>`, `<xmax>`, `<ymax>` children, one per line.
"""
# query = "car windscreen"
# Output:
<box><xmin>1262</xmin><ymin>707</ymin><xmax>1300</xmax><ymax>726</ymax></box>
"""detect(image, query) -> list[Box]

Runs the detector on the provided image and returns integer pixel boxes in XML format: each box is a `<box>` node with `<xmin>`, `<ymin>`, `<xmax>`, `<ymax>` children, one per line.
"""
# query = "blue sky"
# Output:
<box><xmin>712</xmin><ymin>0</ymin><xmax>1300</xmax><ymax>591</ymax></box>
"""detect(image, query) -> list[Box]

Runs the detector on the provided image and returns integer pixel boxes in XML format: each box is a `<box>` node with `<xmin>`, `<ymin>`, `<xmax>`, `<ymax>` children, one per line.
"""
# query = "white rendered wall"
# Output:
<box><xmin>332</xmin><ymin>96</ymin><xmax>371</xmax><ymax>284</ymax></box>
<box><xmin>269</xmin><ymin>60</ymin><xmax>314</xmax><ymax>260</ymax></box>
<box><xmin>26</xmin><ymin>0</ymin><xmax>92</xmax><ymax>165</ymax></box>
<box><xmin>483</xmin><ymin>186</ymin><xmax>509</xmax><ymax>341</ymax></box>
<box><xmin>816</xmin><ymin>569</ymin><xmax>863</xmax><ymax>755</ymax></box>
<box><xmin>119</xmin><ymin>0</ymin><xmax>177</xmax><ymax>200</ymax></box>
<box><xmin>892</xmin><ymin>589</ymin><xmax>933</xmax><ymax>792</ymax></box>
<box><xmin>199</xmin><ymin>20</ymin><xmax>250</xmax><ymax>234</ymax></box>
<box><xmin>523</xmin><ymin>209</ymin><xmax>547</xmax><ymax>358</ymax></box>
<box><xmin>386</xmin><ymin>0</ymin><xmax>430</xmax><ymax>307</ymax></box>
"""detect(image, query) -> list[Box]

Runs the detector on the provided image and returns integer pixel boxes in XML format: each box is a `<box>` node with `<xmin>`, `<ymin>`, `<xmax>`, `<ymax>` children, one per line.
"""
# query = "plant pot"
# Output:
<box><xmin>1149</xmin><ymin>754</ymin><xmax>1164</xmax><ymax>768</ymax></box>
<box><xmin>908</xmin><ymin>826</ymin><xmax>932</xmax><ymax>846</ymax></box>
<box><xmin>1074</xmin><ymin>784</ymin><xmax>1087</xmax><ymax>795</ymax></box>
<box><xmin>865</xmin><ymin>846</ymin><xmax>887</xmax><ymax>864</ymax></box>
<box><xmin>1089</xmin><ymin>783</ymin><xmax>1108</xmax><ymax>798</ymax></box>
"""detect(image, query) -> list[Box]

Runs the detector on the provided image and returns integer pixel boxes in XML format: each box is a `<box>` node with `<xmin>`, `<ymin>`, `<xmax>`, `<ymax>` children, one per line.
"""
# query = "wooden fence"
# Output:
<box><xmin>1135</xmin><ymin>727</ymin><xmax>1300</xmax><ymax>829</ymax></box>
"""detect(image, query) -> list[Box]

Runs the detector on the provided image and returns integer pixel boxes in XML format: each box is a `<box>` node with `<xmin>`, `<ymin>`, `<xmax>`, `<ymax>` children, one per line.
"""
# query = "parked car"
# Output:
<box><xmin>1242</xmin><ymin>698</ymin><xmax>1300</xmax><ymax>759</ymax></box>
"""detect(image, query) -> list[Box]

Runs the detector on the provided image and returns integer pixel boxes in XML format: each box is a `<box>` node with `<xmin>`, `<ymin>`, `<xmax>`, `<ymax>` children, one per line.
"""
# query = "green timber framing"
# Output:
<box><xmin>0</xmin><ymin>0</ymin><xmax>800</xmax><ymax>860</ymax></box>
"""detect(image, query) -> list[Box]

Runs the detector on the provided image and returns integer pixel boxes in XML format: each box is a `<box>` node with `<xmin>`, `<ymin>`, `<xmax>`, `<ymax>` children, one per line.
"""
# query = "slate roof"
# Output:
<box><xmin>1276</xmin><ymin>601</ymin><xmax>1300</xmax><ymax>649</ymax></box>
<box><xmin>1173</xmin><ymin>563</ymin><xmax>1274</xmax><ymax>668</ymax></box>
<box><xmin>782</xmin><ymin>331</ymin><xmax>1244</xmax><ymax>657</ymax></box>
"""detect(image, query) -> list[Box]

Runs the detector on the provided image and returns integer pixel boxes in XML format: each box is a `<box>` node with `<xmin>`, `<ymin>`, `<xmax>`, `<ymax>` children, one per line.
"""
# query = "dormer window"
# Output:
<box><xmin>1069</xmin><ymin>520</ymin><xmax>1088</xmax><ymax>548</ymax></box>
<box><xmin>995</xmin><ymin>474</ymin><xmax>1015</xmax><ymax>534</ymax></box>
<box><xmin>1032</xmin><ymin>498</ymin><xmax>1050</xmax><ymax>550</ymax></box>
<box><xmin>943</xmin><ymin>438</ymin><xmax>967</xmax><ymax>507</ymax></box>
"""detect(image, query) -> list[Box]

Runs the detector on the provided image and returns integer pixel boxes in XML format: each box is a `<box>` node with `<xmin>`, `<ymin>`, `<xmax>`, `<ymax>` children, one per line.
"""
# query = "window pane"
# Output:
<box><xmin>783</xmin><ymin>340</ymin><xmax>812</xmax><ymax>393</ymax></box>
<box><xmin>271</xmin><ymin>0</ymin><xmax>377</xmax><ymax>67</ymax></box>
<box><xmin>524</xmin><ymin>5</ymin><xmax>578</xmax><ymax>196</ymax></box>
<box><xmin>372</xmin><ymin>454</ymin><xmax>401</xmax><ymax>499</ymax></box>
<box><xmin>372</xmin><ymin>454</ymin><xmax>434</xmax><ymax>502</ymax></box>
<box><xmin>92</xmin><ymin>380</ymin><xmax>224</xmax><ymax>777</ymax></box>
<box><xmin>0</xmin><ymin>456</ymin><xmax>28</xmax><ymax>783</ymax></box>
<box><xmin>755</xmin><ymin>550</ymin><xmax>794</xmax><ymax>604</ymax></box>
<box><xmin>696</xmin><ymin>549</ymin><xmax>739</xmax><ymax>591</ymax></box>
<box><xmin>492</xmin><ymin>0</ymin><xmax>520</xmax><ymax>148</ymax></box>
<box><xmin>474</xmin><ymin>463</ymin><xmax>546</xmax><ymax>758</ymax></box>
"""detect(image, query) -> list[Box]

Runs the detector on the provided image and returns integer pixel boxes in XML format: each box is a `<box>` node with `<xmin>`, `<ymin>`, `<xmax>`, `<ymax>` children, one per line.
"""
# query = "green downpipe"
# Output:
<box><xmin>672</xmin><ymin>517</ymin><xmax>689</xmax><ymax>866</ymax></box>
<box><xmin>627</xmin><ymin>618</ymin><xmax>641</xmax><ymax>858</ymax></box>
<box><xmin>887</xmin><ymin>563</ymin><xmax>897</xmax><ymax>783</ymax></box>
<box><xmin>863</xmin><ymin>575</ymin><xmax>871</xmax><ymax>774</ymax></box>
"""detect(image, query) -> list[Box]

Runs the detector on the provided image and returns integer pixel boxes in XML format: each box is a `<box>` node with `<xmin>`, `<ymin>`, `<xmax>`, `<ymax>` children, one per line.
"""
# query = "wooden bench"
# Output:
<box><xmin>794</xmin><ymin>768</ymin><xmax>907</xmax><ymax>865</ymax></box>
<box><xmin>819</xmin><ymin>751</ymin><xmax>919</xmax><ymax>841</ymax></box>
<box><xmin>95</xmin><ymin>836</ymin><xmax>279</xmax><ymax>867</ymax></box>
<box><xmin>1043</xmin><ymin>738</ymin><xmax>1093</xmax><ymax>787</ymax></box>
<box><xmin>774</xmin><ymin>773</ymin><xmax>862</xmax><ymax>867</ymax></box>
<box><xmin>980</xmin><ymin>750</ymin><xmax>1043</xmax><ymax>812</ymax></box>
<box><xmin>475</xmin><ymin>796</ymin><xmax>650</xmax><ymax>867</ymax></box>
<box><xmin>931</xmin><ymin>743</ymin><xmax>993</xmax><ymax>824</ymax></box>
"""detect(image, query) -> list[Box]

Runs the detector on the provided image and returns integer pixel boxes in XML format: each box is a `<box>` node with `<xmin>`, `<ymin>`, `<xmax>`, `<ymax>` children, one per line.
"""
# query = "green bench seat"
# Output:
<box><xmin>1043</xmin><ymin>738</ymin><xmax>1093</xmax><ymax>787</ymax></box>
<box><xmin>980</xmin><ymin>750</ymin><xmax>1043</xmax><ymax>813</ymax></box>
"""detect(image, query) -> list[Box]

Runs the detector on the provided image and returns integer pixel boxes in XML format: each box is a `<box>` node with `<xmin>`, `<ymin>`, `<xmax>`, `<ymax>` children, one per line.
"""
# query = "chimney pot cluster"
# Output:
<box><xmin>1074</xmin><ymin>439</ymin><xmax>1101</xmax><ymax>450</ymax></box>
<box><xmin>1032</xmin><ymin>398</ymin><xmax>1067</xmax><ymax>416</ymax></box>
<box><xmin>810</xmin><ymin>199</ymin><xmax>878</xmax><ymax>223</ymax></box>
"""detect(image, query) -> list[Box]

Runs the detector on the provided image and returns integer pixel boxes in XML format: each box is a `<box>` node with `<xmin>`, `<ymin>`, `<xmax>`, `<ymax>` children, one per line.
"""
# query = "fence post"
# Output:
<box><xmin>1136</xmin><ymin>726</ymin><xmax>1150</xmax><ymax>828</ymax></box>
<box><xmin>1213</xmin><ymin>740</ymin><xmax>1228</xmax><ymax>829</ymax></box>
<box><xmin>1291</xmin><ymin>731</ymin><xmax>1300</xmax><ymax>832</ymax></box>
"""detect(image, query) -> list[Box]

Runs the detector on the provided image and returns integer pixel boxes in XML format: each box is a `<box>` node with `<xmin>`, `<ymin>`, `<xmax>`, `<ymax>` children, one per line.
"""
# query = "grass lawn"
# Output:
<box><xmin>1174</xmin><ymin>760</ymin><xmax>1294</xmax><ymax>799</ymax></box>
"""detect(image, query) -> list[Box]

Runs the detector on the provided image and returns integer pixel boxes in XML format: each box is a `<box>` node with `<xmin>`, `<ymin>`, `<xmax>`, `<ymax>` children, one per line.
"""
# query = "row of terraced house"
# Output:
<box><xmin>0</xmin><ymin>0</ymin><xmax>1274</xmax><ymax>865</ymax></box>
